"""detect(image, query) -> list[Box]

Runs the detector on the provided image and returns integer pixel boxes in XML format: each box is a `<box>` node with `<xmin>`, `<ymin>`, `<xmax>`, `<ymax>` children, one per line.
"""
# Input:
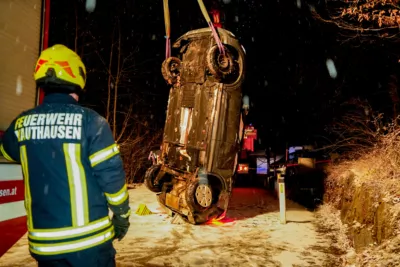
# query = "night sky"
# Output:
<box><xmin>49</xmin><ymin>0</ymin><xmax>398</xmax><ymax>154</ymax></box>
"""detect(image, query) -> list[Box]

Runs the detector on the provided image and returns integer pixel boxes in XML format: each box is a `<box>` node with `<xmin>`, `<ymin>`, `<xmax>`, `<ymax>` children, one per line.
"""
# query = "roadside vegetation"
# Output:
<box><xmin>317</xmin><ymin>105</ymin><xmax>400</xmax><ymax>266</ymax></box>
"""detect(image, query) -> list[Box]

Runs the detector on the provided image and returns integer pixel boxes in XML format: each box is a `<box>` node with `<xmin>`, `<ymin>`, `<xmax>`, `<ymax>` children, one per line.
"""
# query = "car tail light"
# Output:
<box><xmin>237</xmin><ymin>163</ymin><xmax>249</xmax><ymax>174</ymax></box>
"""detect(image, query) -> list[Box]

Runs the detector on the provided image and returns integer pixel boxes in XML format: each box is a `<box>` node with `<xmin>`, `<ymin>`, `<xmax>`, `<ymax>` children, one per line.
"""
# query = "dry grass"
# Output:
<box><xmin>326</xmin><ymin>125</ymin><xmax>400</xmax><ymax>206</ymax></box>
<box><xmin>315</xmin><ymin>204</ymin><xmax>354</xmax><ymax>266</ymax></box>
<box><xmin>325</xmin><ymin>110</ymin><xmax>400</xmax><ymax>206</ymax></box>
<box><xmin>318</xmin><ymin>112</ymin><xmax>400</xmax><ymax>266</ymax></box>
<box><xmin>120</xmin><ymin>130</ymin><xmax>162</xmax><ymax>184</ymax></box>
<box><xmin>355</xmin><ymin>235</ymin><xmax>400</xmax><ymax>267</ymax></box>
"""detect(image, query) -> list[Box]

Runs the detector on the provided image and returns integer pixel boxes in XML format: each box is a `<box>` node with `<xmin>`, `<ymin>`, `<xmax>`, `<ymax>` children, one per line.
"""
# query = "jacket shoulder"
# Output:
<box><xmin>82</xmin><ymin>107</ymin><xmax>101</xmax><ymax>117</ymax></box>
<box><xmin>10</xmin><ymin>108</ymin><xmax>37</xmax><ymax>124</ymax></box>
<box><xmin>82</xmin><ymin>107</ymin><xmax>109</xmax><ymax>127</ymax></box>
<box><xmin>17</xmin><ymin>107</ymin><xmax>37</xmax><ymax>117</ymax></box>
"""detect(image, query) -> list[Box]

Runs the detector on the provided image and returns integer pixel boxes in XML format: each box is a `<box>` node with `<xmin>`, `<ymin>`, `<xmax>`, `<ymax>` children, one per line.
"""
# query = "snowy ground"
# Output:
<box><xmin>0</xmin><ymin>185</ymin><xmax>333</xmax><ymax>267</ymax></box>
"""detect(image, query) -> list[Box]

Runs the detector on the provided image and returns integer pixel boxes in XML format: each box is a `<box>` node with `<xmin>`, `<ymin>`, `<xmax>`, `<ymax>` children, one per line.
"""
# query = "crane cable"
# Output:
<box><xmin>162</xmin><ymin>0</ymin><xmax>225</xmax><ymax>59</ymax></box>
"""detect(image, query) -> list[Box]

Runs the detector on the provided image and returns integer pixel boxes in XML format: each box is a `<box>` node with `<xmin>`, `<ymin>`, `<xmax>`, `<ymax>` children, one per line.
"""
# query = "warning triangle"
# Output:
<box><xmin>135</xmin><ymin>204</ymin><xmax>153</xmax><ymax>216</ymax></box>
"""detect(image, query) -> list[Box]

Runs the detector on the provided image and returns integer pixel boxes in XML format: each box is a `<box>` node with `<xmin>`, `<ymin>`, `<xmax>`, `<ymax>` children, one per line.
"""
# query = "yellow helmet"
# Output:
<box><xmin>34</xmin><ymin>44</ymin><xmax>86</xmax><ymax>91</ymax></box>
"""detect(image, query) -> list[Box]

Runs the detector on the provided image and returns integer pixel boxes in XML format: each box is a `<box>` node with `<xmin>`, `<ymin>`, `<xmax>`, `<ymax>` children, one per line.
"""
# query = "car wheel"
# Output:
<box><xmin>206</xmin><ymin>45</ymin><xmax>239</xmax><ymax>82</ymax></box>
<box><xmin>186</xmin><ymin>177</ymin><xmax>215</xmax><ymax>213</ymax></box>
<box><xmin>161</xmin><ymin>57</ymin><xmax>181</xmax><ymax>84</ymax></box>
<box><xmin>144</xmin><ymin>164</ymin><xmax>162</xmax><ymax>193</ymax></box>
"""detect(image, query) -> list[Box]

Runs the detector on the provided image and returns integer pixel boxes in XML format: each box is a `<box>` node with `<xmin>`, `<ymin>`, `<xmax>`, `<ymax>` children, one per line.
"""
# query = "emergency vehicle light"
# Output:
<box><xmin>237</xmin><ymin>163</ymin><xmax>249</xmax><ymax>174</ymax></box>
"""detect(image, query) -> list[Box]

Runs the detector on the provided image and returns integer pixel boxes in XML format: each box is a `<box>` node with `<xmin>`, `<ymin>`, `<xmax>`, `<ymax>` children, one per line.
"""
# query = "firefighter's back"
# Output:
<box><xmin>15</xmin><ymin>93</ymin><xmax>114</xmax><ymax>260</ymax></box>
<box><xmin>0</xmin><ymin>44</ymin><xmax>131</xmax><ymax>266</ymax></box>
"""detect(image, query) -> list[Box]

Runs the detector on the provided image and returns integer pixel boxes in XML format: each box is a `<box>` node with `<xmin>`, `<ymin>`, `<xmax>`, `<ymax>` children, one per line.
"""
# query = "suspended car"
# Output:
<box><xmin>144</xmin><ymin>27</ymin><xmax>246</xmax><ymax>224</ymax></box>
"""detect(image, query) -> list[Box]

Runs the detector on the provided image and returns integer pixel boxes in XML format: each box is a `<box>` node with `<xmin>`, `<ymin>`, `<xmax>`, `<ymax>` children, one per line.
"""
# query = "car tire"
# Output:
<box><xmin>144</xmin><ymin>164</ymin><xmax>162</xmax><ymax>193</ymax></box>
<box><xmin>161</xmin><ymin>57</ymin><xmax>181</xmax><ymax>84</ymax></box>
<box><xmin>186</xmin><ymin>177</ymin><xmax>216</xmax><ymax>213</ymax></box>
<box><xmin>206</xmin><ymin>45</ymin><xmax>238</xmax><ymax>82</ymax></box>
<box><xmin>193</xmin><ymin>206</ymin><xmax>222</xmax><ymax>225</ymax></box>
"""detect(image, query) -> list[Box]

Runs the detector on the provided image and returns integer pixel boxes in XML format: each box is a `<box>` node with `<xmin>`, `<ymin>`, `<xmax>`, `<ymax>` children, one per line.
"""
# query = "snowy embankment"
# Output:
<box><xmin>0</xmin><ymin>185</ymin><xmax>334</xmax><ymax>267</ymax></box>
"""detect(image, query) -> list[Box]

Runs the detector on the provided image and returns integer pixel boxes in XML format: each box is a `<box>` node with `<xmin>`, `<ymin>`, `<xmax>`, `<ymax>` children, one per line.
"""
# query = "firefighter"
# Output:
<box><xmin>0</xmin><ymin>44</ymin><xmax>131</xmax><ymax>266</ymax></box>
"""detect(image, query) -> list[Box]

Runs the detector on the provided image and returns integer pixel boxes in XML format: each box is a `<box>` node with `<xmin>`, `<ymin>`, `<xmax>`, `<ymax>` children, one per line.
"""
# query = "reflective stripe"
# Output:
<box><xmin>120</xmin><ymin>209</ymin><xmax>131</xmax><ymax>219</ymax></box>
<box><xmin>105</xmin><ymin>184</ymin><xmax>128</xmax><ymax>206</ymax></box>
<box><xmin>20</xmin><ymin>145</ymin><xmax>33</xmax><ymax>230</ymax></box>
<box><xmin>29</xmin><ymin>216</ymin><xmax>111</xmax><ymax>240</ymax></box>
<box><xmin>30</xmin><ymin>227</ymin><xmax>114</xmax><ymax>255</ymax></box>
<box><xmin>89</xmin><ymin>144</ymin><xmax>119</xmax><ymax>167</ymax></box>
<box><xmin>63</xmin><ymin>143</ymin><xmax>89</xmax><ymax>227</ymax></box>
<box><xmin>1</xmin><ymin>144</ymin><xmax>15</xmax><ymax>162</ymax></box>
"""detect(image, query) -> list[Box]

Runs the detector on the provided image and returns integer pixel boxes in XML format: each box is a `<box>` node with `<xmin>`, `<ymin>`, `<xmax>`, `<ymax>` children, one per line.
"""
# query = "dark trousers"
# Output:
<box><xmin>36</xmin><ymin>242</ymin><xmax>116</xmax><ymax>267</ymax></box>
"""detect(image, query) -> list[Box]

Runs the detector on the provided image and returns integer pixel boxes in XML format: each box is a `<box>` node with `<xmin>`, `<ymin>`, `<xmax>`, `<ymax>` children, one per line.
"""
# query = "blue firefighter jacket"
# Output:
<box><xmin>0</xmin><ymin>93</ymin><xmax>130</xmax><ymax>258</ymax></box>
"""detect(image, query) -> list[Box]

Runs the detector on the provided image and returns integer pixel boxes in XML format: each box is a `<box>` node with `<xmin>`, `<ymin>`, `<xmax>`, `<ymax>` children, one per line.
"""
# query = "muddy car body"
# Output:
<box><xmin>144</xmin><ymin>27</ymin><xmax>246</xmax><ymax>224</ymax></box>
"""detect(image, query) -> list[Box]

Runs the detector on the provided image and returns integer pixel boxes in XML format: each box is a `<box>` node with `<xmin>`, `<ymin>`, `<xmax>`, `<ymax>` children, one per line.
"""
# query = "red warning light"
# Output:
<box><xmin>206</xmin><ymin>211</ymin><xmax>235</xmax><ymax>225</ymax></box>
<box><xmin>237</xmin><ymin>163</ymin><xmax>249</xmax><ymax>174</ymax></box>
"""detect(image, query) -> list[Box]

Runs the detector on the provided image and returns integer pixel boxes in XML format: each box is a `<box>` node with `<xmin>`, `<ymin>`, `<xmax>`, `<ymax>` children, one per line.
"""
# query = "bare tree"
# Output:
<box><xmin>388</xmin><ymin>74</ymin><xmax>400</xmax><ymax>124</ymax></box>
<box><xmin>64</xmin><ymin>0</ymin><xmax>163</xmax><ymax>183</ymax></box>
<box><xmin>91</xmin><ymin>19</ymin><xmax>162</xmax><ymax>183</ymax></box>
<box><xmin>311</xmin><ymin>0</ymin><xmax>400</xmax><ymax>41</ymax></box>
<box><xmin>112</xmin><ymin>21</ymin><xmax>121</xmax><ymax>138</ymax></box>
<box><xmin>72</xmin><ymin>0</ymin><xmax>90</xmax><ymax>58</ymax></box>
<box><xmin>92</xmin><ymin>19</ymin><xmax>136</xmax><ymax>140</ymax></box>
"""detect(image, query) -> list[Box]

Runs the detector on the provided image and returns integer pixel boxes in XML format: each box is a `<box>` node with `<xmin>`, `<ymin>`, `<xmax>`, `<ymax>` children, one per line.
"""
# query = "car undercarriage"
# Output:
<box><xmin>144</xmin><ymin>27</ymin><xmax>246</xmax><ymax>224</ymax></box>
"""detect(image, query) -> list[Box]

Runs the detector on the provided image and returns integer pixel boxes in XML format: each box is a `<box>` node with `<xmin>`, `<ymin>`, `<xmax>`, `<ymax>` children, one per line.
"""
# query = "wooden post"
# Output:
<box><xmin>278</xmin><ymin>171</ymin><xmax>286</xmax><ymax>224</ymax></box>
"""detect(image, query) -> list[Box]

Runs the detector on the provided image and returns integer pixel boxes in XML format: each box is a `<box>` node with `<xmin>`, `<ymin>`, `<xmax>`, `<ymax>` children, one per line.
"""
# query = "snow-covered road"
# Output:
<box><xmin>0</xmin><ymin>185</ymin><xmax>332</xmax><ymax>267</ymax></box>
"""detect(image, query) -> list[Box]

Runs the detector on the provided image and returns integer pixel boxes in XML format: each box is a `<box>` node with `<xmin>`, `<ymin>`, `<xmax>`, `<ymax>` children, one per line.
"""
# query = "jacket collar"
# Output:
<box><xmin>42</xmin><ymin>93</ymin><xmax>79</xmax><ymax>105</ymax></box>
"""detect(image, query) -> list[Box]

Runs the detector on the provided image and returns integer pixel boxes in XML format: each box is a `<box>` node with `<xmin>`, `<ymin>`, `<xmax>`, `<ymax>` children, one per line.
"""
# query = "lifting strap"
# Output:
<box><xmin>162</xmin><ymin>0</ymin><xmax>225</xmax><ymax>59</ymax></box>
<box><xmin>196</xmin><ymin>0</ymin><xmax>225</xmax><ymax>55</ymax></box>
<box><xmin>163</xmin><ymin>0</ymin><xmax>171</xmax><ymax>59</ymax></box>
